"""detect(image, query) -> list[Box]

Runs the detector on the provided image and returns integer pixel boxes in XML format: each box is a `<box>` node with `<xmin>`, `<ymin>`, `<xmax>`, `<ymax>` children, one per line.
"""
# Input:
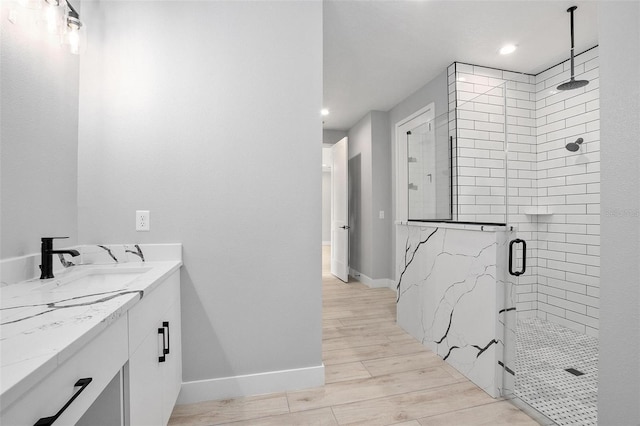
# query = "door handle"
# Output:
<box><xmin>34</xmin><ymin>378</ymin><xmax>92</xmax><ymax>426</ymax></box>
<box><xmin>340</xmin><ymin>225</ymin><xmax>350</xmax><ymax>230</ymax></box>
<box><xmin>509</xmin><ymin>239</ymin><xmax>527</xmax><ymax>276</ymax></box>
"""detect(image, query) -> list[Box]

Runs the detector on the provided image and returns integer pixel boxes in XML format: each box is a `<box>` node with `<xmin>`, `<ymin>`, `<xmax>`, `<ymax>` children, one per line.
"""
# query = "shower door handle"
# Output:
<box><xmin>509</xmin><ymin>239</ymin><xmax>526</xmax><ymax>276</ymax></box>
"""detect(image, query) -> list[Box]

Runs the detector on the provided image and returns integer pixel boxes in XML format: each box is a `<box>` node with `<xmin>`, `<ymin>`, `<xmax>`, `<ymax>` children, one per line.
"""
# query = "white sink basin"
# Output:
<box><xmin>37</xmin><ymin>267</ymin><xmax>152</xmax><ymax>292</ymax></box>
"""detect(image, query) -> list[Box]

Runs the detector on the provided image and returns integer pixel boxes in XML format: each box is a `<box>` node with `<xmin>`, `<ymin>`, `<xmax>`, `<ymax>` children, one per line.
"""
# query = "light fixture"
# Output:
<box><xmin>9</xmin><ymin>0</ymin><xmax>86</xmax><ymax>54</ymax></box>
<box><xmin>499</xmin><ymin>44</ymin><xmax>517</xmax><ymax>55</ymax></box>
<box><xmin>62</xmin><ymin>0</ymin><xmax>86</xmax><ymax>54</ymax></box>
<box><xmin>41</xmin><ymin>0</ymin><xmax>65</xmax><ymax>36</ymax></box>
<box><xmin>321</xmin><ymin>108</ymin><xmax>329</xmax><ymax>116</ymax></box>
<box><xmin>17</xmin><ymin>0</ymin><xmax>42</xmax><ymax>9</ymax></box>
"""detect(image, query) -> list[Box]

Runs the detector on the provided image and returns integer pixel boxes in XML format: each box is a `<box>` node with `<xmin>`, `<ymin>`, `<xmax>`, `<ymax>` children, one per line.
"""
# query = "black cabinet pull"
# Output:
<box><xmin>509</xmin><ymin>238</ymin><xmax>527</xmax><ymax>276</ymax></box>
<box><xmin>158</xmin><ymin>328</ymin><xmax>166</xmax><ymax>363</ymax></box>
<box><xmin>163</xmin><ymin>321</ymin><xmax>170</xmax><ymax>355</ymax></box>
<box><xmin>34</xmin><ymin>378</ymin><xmax>92</xmax><ymax>426</ymax></box>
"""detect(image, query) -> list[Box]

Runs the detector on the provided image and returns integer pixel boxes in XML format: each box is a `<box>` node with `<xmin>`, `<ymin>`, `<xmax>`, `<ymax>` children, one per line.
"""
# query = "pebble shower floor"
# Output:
<box><xmin>515</xmin><ymin>318</ymin><xmax>599</xmax><ymax>425</ymax></box>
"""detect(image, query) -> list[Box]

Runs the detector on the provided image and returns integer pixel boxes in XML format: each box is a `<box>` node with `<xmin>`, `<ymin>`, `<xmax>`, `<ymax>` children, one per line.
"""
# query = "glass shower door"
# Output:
<box><xmin>407</xmin><ymin>113</ymin><xmax>451</xmax><ymax>221</ymax></box>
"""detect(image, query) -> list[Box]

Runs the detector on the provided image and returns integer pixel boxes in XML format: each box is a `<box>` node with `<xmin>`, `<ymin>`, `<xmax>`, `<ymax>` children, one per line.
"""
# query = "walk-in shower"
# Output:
<box><xmin>450</xmin><ymin>54</ymin><xmax>600</xmax><ymax>425</ymax></box>
<box><xmin>395</xmin><ymin>13</ymin><xmax>600</xmax><ymax>423</ymax></box>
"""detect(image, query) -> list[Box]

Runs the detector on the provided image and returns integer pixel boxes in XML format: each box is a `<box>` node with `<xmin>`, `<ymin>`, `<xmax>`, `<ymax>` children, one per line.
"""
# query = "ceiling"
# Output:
<box><xmin>323</xmin><ymin>0</ymin><xmax>599</xmax><ymax>130</ymax></box>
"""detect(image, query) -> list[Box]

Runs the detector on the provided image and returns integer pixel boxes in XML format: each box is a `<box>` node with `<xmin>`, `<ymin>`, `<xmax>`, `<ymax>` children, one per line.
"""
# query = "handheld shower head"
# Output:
<box><xmin>566</xmin><ymin>137</ymin><xmax>584</xmax><ymax>152</ymax></box>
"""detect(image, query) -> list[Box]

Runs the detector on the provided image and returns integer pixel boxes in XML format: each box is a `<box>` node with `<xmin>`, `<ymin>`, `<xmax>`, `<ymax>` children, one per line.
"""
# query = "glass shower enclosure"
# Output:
<box><xmin>406</xmin><ymin>60</ymin><xmax>601</xmax><ymax>425</ymax></box>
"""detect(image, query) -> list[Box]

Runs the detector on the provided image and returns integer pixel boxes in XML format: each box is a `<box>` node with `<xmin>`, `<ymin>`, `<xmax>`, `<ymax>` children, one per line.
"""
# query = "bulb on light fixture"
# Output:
<box><xmin>321</xmin><ymin>108</ymin><xmax>329</xmax><ymax>116</ymax></box>
<box><xmin>63</xmin><ymin>0</ymin><xmax>86</xmax><ymax>54</ymax></box>
<box><xmin>499</xmin><ymin>44</ymin><xmax>517</xmax><ymax>55</ymax></box>
<box><xmin>17</xmin><ymin>0</ymin><xmax>42</xmax><ymax>10</ymax></box>
<box><xmin>42</xmin><ymin>0</ymin><xmax>64</xmax><ymax>36</ymax></box>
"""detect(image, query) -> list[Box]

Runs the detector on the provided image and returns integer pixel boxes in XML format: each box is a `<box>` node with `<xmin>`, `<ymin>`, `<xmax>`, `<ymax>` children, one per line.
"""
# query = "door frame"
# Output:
<box><xmin>395</xmin><ymin>103</ymin><xmax>435</xmax><ymax>222</ymax></box>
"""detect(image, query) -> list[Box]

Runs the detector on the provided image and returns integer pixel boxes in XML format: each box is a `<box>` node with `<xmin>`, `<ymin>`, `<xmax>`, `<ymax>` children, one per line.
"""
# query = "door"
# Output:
<box><xmin>331</xmin><ymin>137</ymin><xmax>349</xmax><ymax>282</ymax></box>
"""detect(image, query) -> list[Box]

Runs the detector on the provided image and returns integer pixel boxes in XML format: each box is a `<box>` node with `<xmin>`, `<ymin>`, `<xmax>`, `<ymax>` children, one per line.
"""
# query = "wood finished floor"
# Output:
<box><xmin>168</xmin><ymin>247</ymin><xmax>539</xmax><ymax>425</ymax></box>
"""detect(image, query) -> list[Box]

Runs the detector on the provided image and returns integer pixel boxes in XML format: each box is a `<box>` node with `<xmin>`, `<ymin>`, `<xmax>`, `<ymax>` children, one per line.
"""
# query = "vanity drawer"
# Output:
<box><xmin>1</xmin><ymin>314</ymin><xmax>128</xmax><ymax>426</ymax></box>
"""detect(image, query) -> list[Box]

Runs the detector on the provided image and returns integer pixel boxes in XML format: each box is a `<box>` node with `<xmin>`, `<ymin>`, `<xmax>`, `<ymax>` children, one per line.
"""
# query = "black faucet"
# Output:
<box><xmin>40</xmin><ymin>237</ymin><xmax>80</xmax><ymax>279</ymax></box>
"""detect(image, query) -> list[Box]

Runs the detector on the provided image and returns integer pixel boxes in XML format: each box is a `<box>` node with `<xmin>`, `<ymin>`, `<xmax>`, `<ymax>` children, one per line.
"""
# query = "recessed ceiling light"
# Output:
<box><xmin>499</xmin><ymin>44</ymin><xmax>517</xmax><ymax>55</ymax></box>
<box><xmin>321</xmin><ymin>108</ymin><xmax>329</xmax><ymax>116</ymax></box>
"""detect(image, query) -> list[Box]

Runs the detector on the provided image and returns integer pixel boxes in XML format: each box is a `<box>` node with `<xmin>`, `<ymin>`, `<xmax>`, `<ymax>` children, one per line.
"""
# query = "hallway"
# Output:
<box><xmin>169</xmin><ymin>247</ymin><xmax>538</xmax><ymax>425</ymax></box>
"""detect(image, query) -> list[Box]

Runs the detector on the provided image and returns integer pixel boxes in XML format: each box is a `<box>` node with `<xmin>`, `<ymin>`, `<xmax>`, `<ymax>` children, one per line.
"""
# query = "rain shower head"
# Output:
<box><xmin>566</xmin><ymin>137</ymin><xmax>584</xmax><ymax>152</ymax></box>
<box><xmin>557</xmin><ymin>79</ymin><xmax>589</xmax><ymax>91</ymax></box>
<box><xmin>557</xmin><ymin>6</ymin><xmax>589</xmax><ymax>91</ymax></box>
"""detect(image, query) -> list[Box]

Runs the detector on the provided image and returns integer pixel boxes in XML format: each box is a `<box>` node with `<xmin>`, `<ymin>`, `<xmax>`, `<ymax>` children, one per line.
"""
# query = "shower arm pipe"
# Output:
<box><xmin>568</xmin><ymin>6</ymin><xmax>577</xmax><ymax>79</ymax></box>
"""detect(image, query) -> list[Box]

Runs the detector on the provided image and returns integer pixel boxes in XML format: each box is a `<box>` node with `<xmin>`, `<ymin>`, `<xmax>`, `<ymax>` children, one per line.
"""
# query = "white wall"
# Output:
<box><xmin>0</xmin><ymin>4</ymin><xmax>79</xmax><ymax>258</ymax></box>
<box><xmin>78</xmin><ymin>0</ymin><xmax>323</xmax><ymax>400</ymax></box>
<box><xmin>597</xmin><ymin>2</ymin><xmax>640</xmax><ymax>424</ymax></box>
<box><xmin>534</xmin><ymin>50</ymin><xmax>601</xmax><ymax>335</ymax></box>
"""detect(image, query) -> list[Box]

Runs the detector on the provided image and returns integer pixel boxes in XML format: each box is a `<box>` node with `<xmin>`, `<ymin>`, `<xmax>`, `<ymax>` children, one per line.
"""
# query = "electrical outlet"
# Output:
<box><xmin>136</xmin><ymin>210</ymin><xmax>150</xmax><ymax>231</ymax></box>
<box><xmin>379</xmin><ymin>210</ymin><xmax>385</xmax><ymax>219</ymax></box>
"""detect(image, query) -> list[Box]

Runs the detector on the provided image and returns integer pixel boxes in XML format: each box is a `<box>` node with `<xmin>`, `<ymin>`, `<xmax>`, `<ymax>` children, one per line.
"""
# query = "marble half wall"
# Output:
<box><xmin>396</xmin><ymin>223</ymin><xmax>516</xmax><ymax>398</ymax></box>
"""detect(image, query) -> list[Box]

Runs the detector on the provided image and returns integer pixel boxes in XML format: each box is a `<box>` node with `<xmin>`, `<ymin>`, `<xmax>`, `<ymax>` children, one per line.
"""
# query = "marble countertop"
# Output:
<box><xmin>0</xmin><ymin>260</ymin><xmax>182</xmax><ymax>410</ymax></box>
<box><xmin>395</xmin><ymin>220</ymin><xmax>513</xmax><ymax>232</ymax></box>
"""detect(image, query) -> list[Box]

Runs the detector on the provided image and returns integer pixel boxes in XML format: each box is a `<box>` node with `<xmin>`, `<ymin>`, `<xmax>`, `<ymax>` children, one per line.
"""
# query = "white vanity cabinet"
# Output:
<box><xmin>127</xmin><ymin>271</ymin><xmax>182</xmax><ymax>426</ymax></box>
<box><xmin>0</xmin><ymin>260</ymin><xmax>182</xmax><ymax>426</ymax></box>
<box><xmin>0</xmin><ymin>314</ymin><xmax>129</xmax><ymax>426</ymax></box>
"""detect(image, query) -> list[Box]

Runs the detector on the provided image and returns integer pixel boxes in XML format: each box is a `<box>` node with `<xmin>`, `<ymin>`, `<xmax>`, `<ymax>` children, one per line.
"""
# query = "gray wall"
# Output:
<box><xmin>597</xmin><ymin>2</ymin><xmax>640</xmax><ymax>424</ymax></box>
<box><xmin>1</xmin><ymin>12</ymin><xmax>79</xmax><ymax>258</ymax></box>
<box><xmin>388</xmin><ymin>70</ymin><xmax>449</xmax><ymax>279</ymax></box>
<box><xmin>78</xmin><ymin>1</ymin><xmax>322</xmax><ymax>384</ymax></box>
<box><xmin>323</xmin><ymin>129</ymin><xmax>347</xmax><ymax>145</ymax></box>
<box><xmin>347</xmin><ymin>114</ymin><xmax>372</xmax><ymax>276</ymax></box>
<box><xmin>346</xmin><ymin>111</ymin><xmax>392</xmax><ymax>281</ymax></box>
<box><xmin>370</xmin><ymin>111</ymin><xmax>392</xmax><ymax>280</ymax></box>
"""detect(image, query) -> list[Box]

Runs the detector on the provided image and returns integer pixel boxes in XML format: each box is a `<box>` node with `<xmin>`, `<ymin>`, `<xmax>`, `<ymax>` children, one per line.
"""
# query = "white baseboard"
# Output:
<box><xmin>177</xmin><ymin>364</ymin><xmax>325</xmax><ymax>405</ymax></box>
<box><xmin>349</xmin><ymin>268</ymin><xmax>395</xmax><ymax>290</ymax></box>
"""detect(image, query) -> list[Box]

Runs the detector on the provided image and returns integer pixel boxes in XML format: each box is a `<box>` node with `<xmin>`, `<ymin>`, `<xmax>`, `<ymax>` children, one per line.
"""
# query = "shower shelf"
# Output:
<box><xmin>523</xmin><ymin>207</ymin><xmax>554</xmax><ymax>215</ymax></box>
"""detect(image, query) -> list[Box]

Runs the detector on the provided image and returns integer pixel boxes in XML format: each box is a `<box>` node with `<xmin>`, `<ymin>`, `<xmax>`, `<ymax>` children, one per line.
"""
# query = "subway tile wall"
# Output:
<box><xmin>534</xmin><ymin>47</ymin><xmax>600</xmax><ymax>337</ymax></box>
<box><xmin>448</xmin><ymin>47</ymin><xmax>600</xmax><ymax>335</ymax></box>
